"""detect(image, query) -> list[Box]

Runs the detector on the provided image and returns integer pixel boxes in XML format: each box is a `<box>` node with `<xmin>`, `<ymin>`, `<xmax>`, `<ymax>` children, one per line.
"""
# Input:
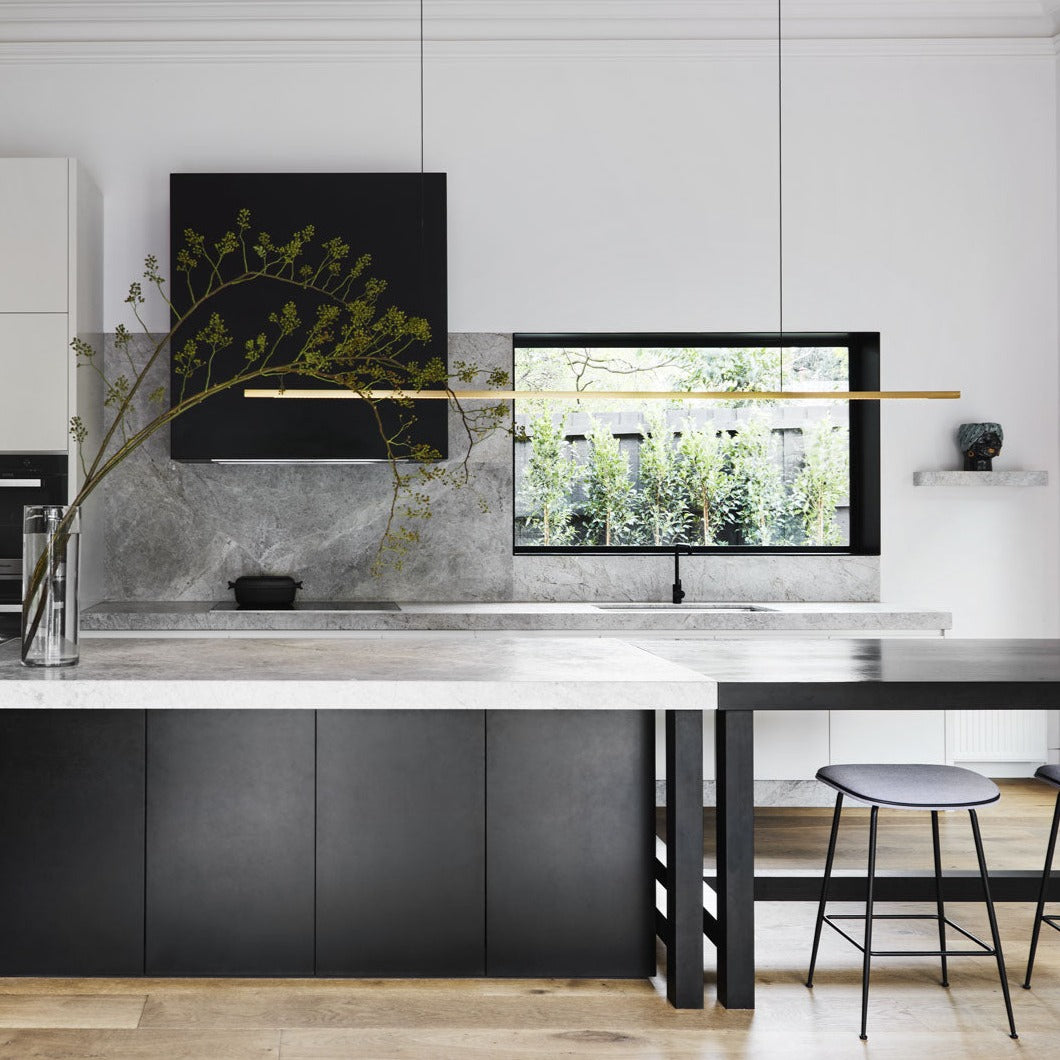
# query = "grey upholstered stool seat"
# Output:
<box><xmin>807</xmin><ymin>762</ymin><xmax>1017</xmax><ymax>1041</ymax></box>
<box><xmin>816</xmin><ymin>763</ymin><xmax>1001</xmax><ymax>810</ymax></box>
<box><xmin>1034</xmin><ymin>762</ymin><xmax>1060</xmax><ymax>788</ymax></box>
<box><xmin>1023</xmin><ymin>763</ymin><xmax>1060</xmax><ymax>989</ymax></box>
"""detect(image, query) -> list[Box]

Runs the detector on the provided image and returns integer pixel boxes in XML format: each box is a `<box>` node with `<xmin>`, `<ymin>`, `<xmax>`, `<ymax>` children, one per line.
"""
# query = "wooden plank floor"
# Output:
<box><xmin>2</xmin><ymin>780</ymin><xmax>1059</xmax><ymax>1058</ymax></box>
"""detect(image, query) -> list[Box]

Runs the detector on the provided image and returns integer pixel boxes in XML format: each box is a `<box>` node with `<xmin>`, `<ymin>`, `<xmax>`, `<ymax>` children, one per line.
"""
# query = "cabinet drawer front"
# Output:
<box><xmin>486</xmin><ymin>710</ymin><xmax>656</xmax><ymax>978</ymax></box>
<box><xmin>145</xmin><ymin>709</ymin><xmax>315</xmax><ymax>976</ymax></box>
<box><xmin>316</xmin><ymin>710</ymin><xmax>486</xmax><ymax>976</ymax></box>
<box><xmin>0</xmin><ymin>710</ymin><xmax>145</xmax><ymax>975</ymax></box>
<box><xmin>0</xmin><ymin>314</ymin><xmax>69</xmax><ymax>451</ymax></box>
<box><xmin>0</xmin><ymin>158</ymin><xmax>68</xmax><ymax>312</ymax></box>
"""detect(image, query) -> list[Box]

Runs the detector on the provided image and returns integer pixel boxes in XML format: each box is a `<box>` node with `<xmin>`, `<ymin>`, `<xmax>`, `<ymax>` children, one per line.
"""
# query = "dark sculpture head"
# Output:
<box><xmin>957</xmin><ymin>422</ymin><xmax>1003</xmax><ymax>471</ymax></box>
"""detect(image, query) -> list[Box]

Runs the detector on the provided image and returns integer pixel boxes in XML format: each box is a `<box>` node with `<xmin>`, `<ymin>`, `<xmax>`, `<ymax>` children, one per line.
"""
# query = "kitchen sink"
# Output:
<box><xmin>593</xmin><ymin>603</ymin><xmax>775</xmax><ymax>612</ymax></box>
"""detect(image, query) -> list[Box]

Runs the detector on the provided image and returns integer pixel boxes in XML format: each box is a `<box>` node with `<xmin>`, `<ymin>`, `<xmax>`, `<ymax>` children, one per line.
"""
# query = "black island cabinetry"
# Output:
<box><xmin>145</xmin><ymin>711</ymin><xmax>316</xmax><ymax>976</ymax></box>
<box><xmin>0</xmin><ymin>708</ymin><xmax>654</xmax><ymax>979</ymax></box>
<box><xmin>0</xmin><ymin>711</ymin><xmax>146</xmax><ymax>975</ymax></box>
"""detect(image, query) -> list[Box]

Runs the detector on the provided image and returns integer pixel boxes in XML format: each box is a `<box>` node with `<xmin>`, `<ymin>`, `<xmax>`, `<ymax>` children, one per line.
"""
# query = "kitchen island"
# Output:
<box><xmin>0</xmin><ymin>635</ymin><xmax>712</xmax><ymax>1008</ymax></box>
<box><xmin>9</xmin><ymin>635</ymin><xmax>1051</xmax><ymax>1014</ymax></box>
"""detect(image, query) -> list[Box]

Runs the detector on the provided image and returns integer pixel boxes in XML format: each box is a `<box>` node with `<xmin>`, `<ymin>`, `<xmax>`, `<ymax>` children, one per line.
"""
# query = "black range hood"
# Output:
<box><xmin>169</xmin><ymin>172</ymin><xmax>447</xmax><ymax>462</ymax></box>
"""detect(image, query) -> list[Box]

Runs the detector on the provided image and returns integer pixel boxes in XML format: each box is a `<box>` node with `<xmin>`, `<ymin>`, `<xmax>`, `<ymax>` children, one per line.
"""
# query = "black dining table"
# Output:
<box><xmin>646</xmin><ymin>638</ymin><xmax>1060</xmax><ymax>1011</ymax></box>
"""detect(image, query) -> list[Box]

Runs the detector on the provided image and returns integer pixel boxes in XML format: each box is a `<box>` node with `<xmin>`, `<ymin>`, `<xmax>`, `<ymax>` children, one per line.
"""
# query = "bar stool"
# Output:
<box><xmin>1023</xmin><ymin>763</ymin><xmax>1060</xmax><ymax>989</ymax></box>
<box><xmin>805</xmin><ymin>763</ymin><xmax>1018</xmax><ymax>1041</ymax></box>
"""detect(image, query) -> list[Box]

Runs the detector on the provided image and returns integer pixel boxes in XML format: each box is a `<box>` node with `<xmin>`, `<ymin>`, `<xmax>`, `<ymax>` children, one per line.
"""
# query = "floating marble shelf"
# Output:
<box><xmin>913</xmin><ymin>470</ymin><xmax>1048</xmax><ymax>487</ymax></box>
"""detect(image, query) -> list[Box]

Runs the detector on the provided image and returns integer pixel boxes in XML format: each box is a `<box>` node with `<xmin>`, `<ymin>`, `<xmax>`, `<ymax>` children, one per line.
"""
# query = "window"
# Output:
<box><xmin>513</xmin><ymin>333</ymin><xmax>880</xmax><ymax>554</ymax></box>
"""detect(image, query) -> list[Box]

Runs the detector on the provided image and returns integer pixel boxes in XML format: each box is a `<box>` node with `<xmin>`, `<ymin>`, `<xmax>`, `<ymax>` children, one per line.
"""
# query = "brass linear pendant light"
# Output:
<box><xmin>245</xmin><ymin>388</ymin><xmax>958</xmax><ymax>402</ymax></box>
<box><xmin>247</xmin><ymin>0</ymin><xmax>957</xmax><ymax>406</ymax></box>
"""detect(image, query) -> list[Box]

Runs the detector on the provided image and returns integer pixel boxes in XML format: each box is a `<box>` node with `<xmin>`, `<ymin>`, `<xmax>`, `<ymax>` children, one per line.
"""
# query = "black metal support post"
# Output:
<box><xmin>860</xmin><ymin>805</ymin><xmax>879</xmax><ymax>1041</ymax></box>
<box><xmin>806</xmin><ymin>792</ymin><xmax>843</xmax><ymax>988</ymax></box>
<box><xmin>665</xmin><ymin>709</ymin><xmax>704</xmax><ymax>1009</ymax></box>
<box><xmin>715</xmin><ymin>709</ymin><xmax>755</xmax><ymax>1009</ymax></box>
<box><xmin>1024</xmin><ymin>791</ymin><xmax>1060</xmax><ymax>990</ymax></box>
<box><xmin>969</xmin><ymin>809</ymin><xmax>1018</xmax><ymax>1040</ymax></box>
<box><xmin>931</xmin><ymin>810</ymin><xmax>949</xmax><ymax>988</ymax></box>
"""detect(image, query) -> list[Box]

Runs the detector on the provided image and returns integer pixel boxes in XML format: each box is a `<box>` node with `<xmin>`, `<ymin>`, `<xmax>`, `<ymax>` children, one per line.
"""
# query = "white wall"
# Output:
<box><xmin>0</xmin><ymin>30</ymin><xmax>1056</xmax><ymax>638</ymax></box>
<box><xmin>1053</xmin><ymin>44</ymin><xmax>1060</xmax><ymax>764</ymax></box>
<box><xmin>783</xmin><ymin>51</ymin><xmax>1060</xmax><ymax>637</ymax></box>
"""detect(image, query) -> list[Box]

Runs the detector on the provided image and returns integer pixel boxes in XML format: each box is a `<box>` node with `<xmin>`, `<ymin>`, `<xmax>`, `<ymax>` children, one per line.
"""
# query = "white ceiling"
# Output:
<box><xmin>2</xmin><ymin>2</ymin><xmax>1060</xmax><ymax>44</ymax></box>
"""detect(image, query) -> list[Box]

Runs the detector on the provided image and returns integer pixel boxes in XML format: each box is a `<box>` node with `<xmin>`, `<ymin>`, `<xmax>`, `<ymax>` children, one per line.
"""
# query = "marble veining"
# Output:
<box><xmin>101</xmin><ymin>333</ymin><xmax>516</xmax><ymax>603</ymax></box>
<box><xmin>0</xmin><ymin>635</ymin><xmax>716</xmax><ymax>712</ymax></box>
<box><xmin>654</xmin><ymin>780</ymin><xmax>837</xmax><ymax>808</ymax></box>
<box><xmin>513</xmin><ymin>552</ymin><xmax>880</xmax><ymax>604</ymax></box>
<box><xmin>913</xmin><ymin>470</ymin><xmax>1048</xmax><ymax>487</ymax></box>
<box><xmin>98</xmin><ymin>332</ymin><xmax>880</xmax><ymax>604</ymax></box>
<box><xmin>81</xmin><ymin>600</ymin><xmax>951</xmax><ymax>633</ymax></box>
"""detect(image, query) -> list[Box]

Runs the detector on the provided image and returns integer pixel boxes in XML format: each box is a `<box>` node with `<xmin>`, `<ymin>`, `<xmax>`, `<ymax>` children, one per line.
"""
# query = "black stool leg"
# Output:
<box><xmin>806</xmin><ymin>792</ymin><xmax>843</xmax><ymax>988</ymax></box>
<box><xmin>860</xmin><ymin>804</ymin><xmax>879</xmax><ymax>1042</ymax></box>
<box><xmin>1024</xmin><ymin>791</ymin><xmax>1060</xmax><ymax>990</ymax></box>
<box><xmin>969</xmin><ymin>809</ymin><xmax>1018</xmax><ymax>1040</ymax></box>
<box><xmin>931</xmin><ymin>810</ymin><xmax>949</xmax><ymax>987</ymax></box>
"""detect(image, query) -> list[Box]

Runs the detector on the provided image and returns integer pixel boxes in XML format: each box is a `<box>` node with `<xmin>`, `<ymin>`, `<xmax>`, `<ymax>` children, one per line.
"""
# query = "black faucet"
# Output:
<box><xmin>672</xmin><ymin>544</ymin><xmax>693</xmax><ymax>604</ymax></box>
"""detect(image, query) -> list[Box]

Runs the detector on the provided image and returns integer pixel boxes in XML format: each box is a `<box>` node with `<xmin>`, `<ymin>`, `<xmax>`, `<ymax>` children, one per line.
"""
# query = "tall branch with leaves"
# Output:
<box><xmin>521</xmin><ymin>408</ymin><xmax>580</xmax><ymax>546</ymax></box>
<box><xmin>635</xmin><ymin>411</ymin><xmax>687</xmax><ymax>546</ymax></box>
<box><xmin>792</xmin><ymin>420</ymin><xmax>849</xmax><ymax>545</ymax></box>
<box><xmin>677</xmin><ymin>420</ymin><xmax>731</xmax><ymax>545</ymax></box>
<box><xmin>727</xmin><ymin>415</ymin><xmax>785</xmax><ymax>546</ymax></box>
<box><xmin>25</xmin><ymin>212</ymin><xmax>509</xmax><ymax>661</ymax></box>
<box><xmin>584</xmin><ymin>420</ymin><xmax>634</xmax><ymax>547</ymax></box>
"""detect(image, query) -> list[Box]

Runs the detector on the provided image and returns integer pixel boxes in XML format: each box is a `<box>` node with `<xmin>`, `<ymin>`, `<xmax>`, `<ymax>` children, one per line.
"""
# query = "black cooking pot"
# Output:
<box><xmin>228</xmin><ymin>575</ymin><xmax>303</xmax><ymax>608</ymax></box>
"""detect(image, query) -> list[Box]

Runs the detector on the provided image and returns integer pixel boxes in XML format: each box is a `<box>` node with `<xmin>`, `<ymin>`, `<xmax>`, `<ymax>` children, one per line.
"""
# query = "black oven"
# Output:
<box><xmin>0</xmin><ymin>455</ymin><xmax>68</xmax><ymax>620</ymax></box>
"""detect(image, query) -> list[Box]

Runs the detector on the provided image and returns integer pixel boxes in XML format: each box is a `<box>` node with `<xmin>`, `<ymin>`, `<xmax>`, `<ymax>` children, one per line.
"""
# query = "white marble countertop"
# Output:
<box><xmin>81</xmin><ymin>599</ymin><xmax>952</xmax><ymax>634</ymax></box>
<box><xmin>0</xmin><ymin>634</ymin><xmax>716</xmax><ymax>711</ymax></box>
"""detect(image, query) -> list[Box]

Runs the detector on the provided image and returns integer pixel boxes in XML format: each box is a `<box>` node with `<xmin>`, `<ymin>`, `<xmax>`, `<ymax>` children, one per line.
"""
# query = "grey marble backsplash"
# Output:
<box><xmin>99</xmin><ymin>332</ymin><xmax>879</xmax><ymax>603</ymax></box>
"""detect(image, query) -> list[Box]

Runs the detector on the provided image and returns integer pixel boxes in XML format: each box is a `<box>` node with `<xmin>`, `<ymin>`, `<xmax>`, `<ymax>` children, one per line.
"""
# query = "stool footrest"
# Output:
<box><xmin>1038</xmin><ymin>914</ymin><xmax>1060</xmax><ymax>934</ymax></box>
<box><xmin>824</xmin><ymin>913</ymin><xmax>995</xmax><ymax>958</ymax></box>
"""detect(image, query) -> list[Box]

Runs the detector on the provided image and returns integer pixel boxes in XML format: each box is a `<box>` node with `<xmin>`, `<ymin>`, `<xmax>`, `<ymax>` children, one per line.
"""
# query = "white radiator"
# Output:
<box><xmin>948</xmin><ymin>710</ymin><xmax>1047</xmax><ymax>770</ymax></box>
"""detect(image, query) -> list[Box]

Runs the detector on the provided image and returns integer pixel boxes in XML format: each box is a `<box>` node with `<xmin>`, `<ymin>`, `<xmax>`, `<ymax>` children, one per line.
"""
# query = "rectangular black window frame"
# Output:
<box><xmin>511</xmin><ymin>331</ymin><xmax>881</xmax><ymax>557</ymax></box>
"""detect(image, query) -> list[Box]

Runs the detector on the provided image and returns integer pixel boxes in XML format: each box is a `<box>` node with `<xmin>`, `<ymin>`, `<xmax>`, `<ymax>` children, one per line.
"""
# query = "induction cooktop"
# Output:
<box><xmin>211</xmin><ymin>601</ymin><xmax>400</xmax><ymax>612</ymax></box>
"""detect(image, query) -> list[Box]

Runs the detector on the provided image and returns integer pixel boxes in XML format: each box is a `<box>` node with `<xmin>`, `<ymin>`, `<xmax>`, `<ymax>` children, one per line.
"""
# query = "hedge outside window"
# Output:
<box><xmin>512</xmin><ymin>334</ymin><xmax>880</xmax><ymax>555</ymax></box>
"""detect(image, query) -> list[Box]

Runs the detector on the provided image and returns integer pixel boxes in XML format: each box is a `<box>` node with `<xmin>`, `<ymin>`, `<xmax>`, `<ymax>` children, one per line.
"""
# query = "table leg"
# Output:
<box><xmin>716</xmin><ymin>709</ymin><xmax>755</xmax><ymax>1009</ymax></box>
<box><xmin>665</xmin><ymin>708</ymin><xmax>704</xmax><ymax>1008</ymax></box>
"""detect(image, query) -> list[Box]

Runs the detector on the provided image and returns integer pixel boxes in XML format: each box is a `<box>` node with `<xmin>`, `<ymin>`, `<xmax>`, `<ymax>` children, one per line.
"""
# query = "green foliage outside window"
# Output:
<box><xmin>522</xmin><ymin>408</ymin><xmax>580</xmax><ymax>546</ymax></box>
<box><xmin>792</xmin><ymin>420</ymin><xmax>850</xmax><ymax>546</ymax></box>
<box><xmin>726</xmin><ymin>415</ymin><xmax>786</xmax><ymax>546</ymax></box>
<box><xmin>677</xmin><ymin>421</ymin><xmax>732</xmax><ymax>545</ymax></box>
<box><xmin>584</xmin><ymin>420</ymin><xmax>635</xmax><ymax>546</ymax></box>
<box><xmin>513</xmin><ymin>344</ymin><xmax>851</xmax><ymax>549</ymax></box>
<box><xmin>675</xmin><ymin>346</ymin><xmax>780</xmax><ymax>406</ymax></box>
<box><xmin>636</xmin><ymin>411</ymin><xmax>688</xmax><ymax>546</ymax></box>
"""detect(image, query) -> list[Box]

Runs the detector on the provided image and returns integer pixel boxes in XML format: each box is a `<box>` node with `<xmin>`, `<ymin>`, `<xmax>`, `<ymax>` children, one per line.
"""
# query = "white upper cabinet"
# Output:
<box><xmin>0</xmin><ymin>159</ymin><xmax>69</xmax><ymax>313</ymax></box>
<box><xmin>0</xmin><ymin>158</ymin><xmax>102</xmax><ymax>461</ymax></box>
<box><xmin>0</xmin><ymin>314</ymin><xmax>69</xmax><ymax>451</ymax></box>
<box><xmin>0</xmin><ymin>157</ymin><xmax>102</xmax><ymax>604</ymax></box>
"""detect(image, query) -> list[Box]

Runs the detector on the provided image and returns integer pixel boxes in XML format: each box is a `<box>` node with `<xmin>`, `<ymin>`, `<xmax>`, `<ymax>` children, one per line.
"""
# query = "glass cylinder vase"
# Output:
<box><xmin>21</xmin><ymin>504</ymin><xmax>80</xmax><ymax>667</ymax></box>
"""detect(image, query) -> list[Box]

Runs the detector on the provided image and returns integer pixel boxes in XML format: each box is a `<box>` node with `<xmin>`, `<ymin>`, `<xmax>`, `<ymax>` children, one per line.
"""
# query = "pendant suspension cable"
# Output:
<box><xmin>419</xmin><ymin>0</ymin><xmax>425</xmax><ymax>175</ymax></box>
<box><xmin>778</xmin><ymin>0</ymin><xmax>784</xmax><ymax>392</ymax></box>
<box><xmin>418</xmin><ymin>0</ymin><xmax>426</xmax><ymax>346</ymax></box>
